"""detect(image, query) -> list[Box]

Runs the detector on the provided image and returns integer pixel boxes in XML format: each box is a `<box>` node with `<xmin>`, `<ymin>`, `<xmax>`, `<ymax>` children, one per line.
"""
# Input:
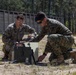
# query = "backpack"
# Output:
<box><xmin>11</xmin><ymin>42</ymin><xmax>37</xmax><ymax>64</ymax></box>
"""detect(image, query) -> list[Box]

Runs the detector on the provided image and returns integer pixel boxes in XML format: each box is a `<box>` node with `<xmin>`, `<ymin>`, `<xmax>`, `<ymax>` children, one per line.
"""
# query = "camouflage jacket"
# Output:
<box><xmin>31</xmin><ymin>18</ymin><xmax>72</xmax><ymax>42</ymax></box>
<box><xmin>2</xmin><ymin>23</ymin><xmax>36</xmax><ymax>46</ymax></box>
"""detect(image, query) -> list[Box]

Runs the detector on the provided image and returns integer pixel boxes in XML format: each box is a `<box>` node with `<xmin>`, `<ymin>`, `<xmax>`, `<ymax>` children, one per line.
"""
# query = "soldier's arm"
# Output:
<box><xmin>21</xmin><ymin>25</ymin><xmax>37</xmax><ymax>42</ymax></box>
<box><xmin>30</xmin><ymin>27</ymin><xmax>47</xmax><ymax>42</ymax></box>
<box><xmin>2</xmin><ymin>27</ymin><xmax>14</xmax><ymax>45</ymax></box>
<box><xmin>25</xmin><ymin>25</ymin><xmax>36</xmax><ymax>34</ymax></box>
<box><xmin>24</xmin><ymin>25</ymin><xmax>37</xmax><ymax>37</ymax></box>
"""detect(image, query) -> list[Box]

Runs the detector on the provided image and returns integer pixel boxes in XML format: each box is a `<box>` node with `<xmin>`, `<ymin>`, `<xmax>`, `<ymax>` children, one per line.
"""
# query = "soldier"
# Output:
<box><xmin>30</xmin><ymin>11</ymin><xmax>75</xmax><ymax>65</ymax></box>
<box><xmin>2</xmin><ymin>14</ymin><xmax>36</xmax><ymax>61</ymax></box>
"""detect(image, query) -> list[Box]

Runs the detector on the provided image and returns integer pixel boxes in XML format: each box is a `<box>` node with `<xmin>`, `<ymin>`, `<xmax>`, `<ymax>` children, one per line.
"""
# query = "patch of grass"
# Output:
<box><xmin>72</xmin><ymin>72</ymin><xmax>76</xmax><ymax>75</ymax></box>
<box><xmin>0</xmin><ymin>34</ymin><xmax>2</xmax><ymax>36</ymax></box>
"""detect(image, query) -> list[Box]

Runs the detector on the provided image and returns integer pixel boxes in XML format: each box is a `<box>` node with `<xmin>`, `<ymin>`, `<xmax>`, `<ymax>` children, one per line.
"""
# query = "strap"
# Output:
<box><xmin>31</xmin><ymin>49</ymin><xmax>36</xmax><ymax>64</ymax></box>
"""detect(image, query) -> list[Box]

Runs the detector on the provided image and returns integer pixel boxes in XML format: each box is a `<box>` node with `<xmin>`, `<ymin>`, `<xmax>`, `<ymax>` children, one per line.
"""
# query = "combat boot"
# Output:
<box><xmin>2</xmin><ymin>51</ymin><xmax>9</xmax><ymax>61</ymax></box>
<box><xmin>56</xmin><ymin>55</ymin><xmax>64</xmax><ymax>65</ymax></box>
<box><xmin>70</xmin><ymin>50</ymin><xmax>76</xmax><ymax>64</ymax></box>
<box><xmin>49</xmin><ymin>54</ymin><xmax>64</xmax><ymax>66</ymax></box>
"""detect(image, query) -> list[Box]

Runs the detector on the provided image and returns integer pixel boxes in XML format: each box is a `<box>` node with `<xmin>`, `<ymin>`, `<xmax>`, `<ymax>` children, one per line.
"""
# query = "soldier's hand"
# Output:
<box><xmin>14</xmin><ymin>41</ymin><xmax>18</xmax><ymax>44</ymax></box>
<box><xmin>37</xmin><ymin>55</ymin><xmax>46</xmax><ymax>62</ymax></box>
<box><xmin>20</xmin><ymin>41</ymin><xmax>25</xmax><ymax>43</ymax></box>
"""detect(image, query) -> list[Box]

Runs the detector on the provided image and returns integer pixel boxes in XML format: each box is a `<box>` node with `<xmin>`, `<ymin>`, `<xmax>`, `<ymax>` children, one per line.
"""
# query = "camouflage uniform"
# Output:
<box><xmin>2</xmin><ymin>23</ymin><xmax>36</xmax><ymax>59</ymax></box>
<box><xmin>31</xmin><ymin>18</ymin><xmax>74</xmax><ymax>59</ymax></box>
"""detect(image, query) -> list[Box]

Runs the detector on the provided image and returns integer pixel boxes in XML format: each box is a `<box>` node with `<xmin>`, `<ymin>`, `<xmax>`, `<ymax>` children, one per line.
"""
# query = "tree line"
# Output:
<box><xmin>0</xmin><ymin>0</ymin><xmax>76</xmax><ymax>14</ymax></box>
<box><xmin>0</xmin><ymin>0</ymin><xmax>76</xmax><ymax>33</ymax></box>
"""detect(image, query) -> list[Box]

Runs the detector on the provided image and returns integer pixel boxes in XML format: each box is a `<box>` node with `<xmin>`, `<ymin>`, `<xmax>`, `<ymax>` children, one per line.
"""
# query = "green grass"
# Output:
<box><xmin>72</xmin><ymin>72</ymin><xmax>76</xmax><ymax>75</ymax></box>
<box><xmin>66</xmin><ymin>72</ymin><xmax>76</xmax><ymax>75</ymax></box>
<box><xmin>0</xmin><ymin>34</ymin><xmax>2</xmax><ymax>36</ymax></box>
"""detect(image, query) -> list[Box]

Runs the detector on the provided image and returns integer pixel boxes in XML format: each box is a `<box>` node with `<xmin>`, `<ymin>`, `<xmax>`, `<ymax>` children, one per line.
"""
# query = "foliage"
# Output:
<box><xmin>0</xmin><ymin>0</ymin><xmax>76</xmax><ymax>33</ymax></box>
<box><xmin>0</xmin><ymin>0</ymin><xmax>24</xmax><ymax>11</ymax></box>
<box><xmin>0</xmin><ymin>0</ymin><xmax>76</xmax><ymax>14</ymax></box>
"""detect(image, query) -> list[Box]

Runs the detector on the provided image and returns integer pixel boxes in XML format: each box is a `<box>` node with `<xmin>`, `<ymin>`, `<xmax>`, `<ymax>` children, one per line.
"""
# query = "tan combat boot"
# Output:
<box><xmin>50</xmin><ymin>55</ymin><xmax>64</xmax><ymax>66</ymax></box>
<box><xmin>2</xmin><ymin>51</ymin><xmax>9</xmax><ymax>61</ymax></box>
<box><xmin>57</xmin><ymin>55</ymin><xmax>64</xmax><ymax>65</ymax></box>
<box><xmin>70</xmin><ymin>51</ymin><xmax>76</xmax><ymax>63</ymax></box>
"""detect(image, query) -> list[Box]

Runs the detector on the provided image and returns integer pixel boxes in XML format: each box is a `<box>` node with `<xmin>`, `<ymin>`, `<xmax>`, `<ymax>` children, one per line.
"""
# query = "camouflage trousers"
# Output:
<box><xmin>2</xmin><ymin>44</ymin><xmax>13</xmax><ymax>59</ymax></box>
<box><xmin>44</xmin><ymin>34</ymin><xmax>74</xmax><ymax>56</ymax></box>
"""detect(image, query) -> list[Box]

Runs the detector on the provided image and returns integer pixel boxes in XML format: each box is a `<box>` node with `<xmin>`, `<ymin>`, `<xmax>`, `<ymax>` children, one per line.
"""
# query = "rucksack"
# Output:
<box><xmin>11</xmin><ymin>43</ymin><xmax>36</xmax><ymax>64</ymax></box>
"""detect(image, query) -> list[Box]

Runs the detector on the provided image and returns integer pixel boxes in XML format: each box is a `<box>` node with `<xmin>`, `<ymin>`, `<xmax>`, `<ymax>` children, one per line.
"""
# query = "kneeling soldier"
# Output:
<box><xmin>30</xmin><ymin>11</ymin><xmax>76</xmax><ymax>65</ymax></box>
<box><xmin>2</xmin><ymin>14</ymin><xmax>36</xmax><ymax>61</ymax></box>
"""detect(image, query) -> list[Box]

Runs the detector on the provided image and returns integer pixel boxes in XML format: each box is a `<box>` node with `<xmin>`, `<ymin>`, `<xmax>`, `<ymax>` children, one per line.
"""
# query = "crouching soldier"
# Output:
<box><xmin>30</xmin><ymin>11</ymin><xmax>76</xmax><ymax>65</ymax></box>
<box><xmin>2</xmin><ymin>14</ymin><xmax>36</xmax><ymax>61</ymax></box>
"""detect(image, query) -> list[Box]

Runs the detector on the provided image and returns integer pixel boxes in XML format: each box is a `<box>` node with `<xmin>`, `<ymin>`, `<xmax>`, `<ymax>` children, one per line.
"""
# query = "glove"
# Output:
<box><xmin>37</xmin><ymin>55</ymin><xmax>46</xmax><ymax>62</ymax></box>
<box><xmin>37</xmin><ymin>52</ymin><xmax>47</xmax><ymax>62</ymax></box>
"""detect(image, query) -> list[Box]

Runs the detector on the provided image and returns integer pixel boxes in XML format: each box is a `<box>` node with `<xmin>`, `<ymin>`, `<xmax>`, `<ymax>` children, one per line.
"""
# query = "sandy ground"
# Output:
<box><xmin>0</xmin><ymin>36</ymin><xmax>76</xmax><ymax>75</ymax></box>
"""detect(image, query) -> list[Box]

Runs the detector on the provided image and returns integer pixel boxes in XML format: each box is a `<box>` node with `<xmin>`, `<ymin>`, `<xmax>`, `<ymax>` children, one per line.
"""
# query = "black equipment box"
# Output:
<box><xmin>11</xmin><ymin>42</ymin><xmax>38</xmax><ymax>64</ymax></box>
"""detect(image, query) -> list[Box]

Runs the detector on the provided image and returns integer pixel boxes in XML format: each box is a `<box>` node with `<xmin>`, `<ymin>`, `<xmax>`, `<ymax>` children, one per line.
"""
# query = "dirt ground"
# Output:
<box><xmin>0</xmin><ymin>36</ymin><xmax>76</xmax><ymax>75</ymax></box>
